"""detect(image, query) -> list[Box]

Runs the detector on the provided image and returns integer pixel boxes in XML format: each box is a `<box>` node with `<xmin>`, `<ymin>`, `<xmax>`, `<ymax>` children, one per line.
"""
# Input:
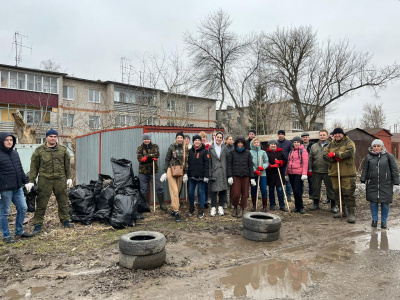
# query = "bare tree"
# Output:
<box><xmin>39</xmin><ymin>59</ymin><xmax>62</xmax><ymax>72</ymax></box>
<box><xmin>12</xmin><ymin>110</ymin><xmax>36</xmax><ymax>143</ymax></box>
<box><xmin>360</xmin><ymin>102</ymin><xmax>387</xmax><ymax>129</ymax></box>
<box><xmin>262</xmin><ymin>26</ymin><xmax>400</xmax><ymax>130</ymax></box>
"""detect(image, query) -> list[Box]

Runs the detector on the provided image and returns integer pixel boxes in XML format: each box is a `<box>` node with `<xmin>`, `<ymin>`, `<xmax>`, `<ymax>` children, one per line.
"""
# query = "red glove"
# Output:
<box><xmin>328</xmin><ymin>152</ymin><xmax>335</xmax><ymax>158</ymax></box>
<box><xmin>257</xmin><ymin>166</ymin><xmax>264</xmax><ymax>171</ymax></box>
<box><xmin>270</xmin><ymin>164</ymin><xmax>278</xmax><ymax>168</ymax></box>
<box><xmin>205</xmin><ymin>144</ymin><xmax>210</xmax><ymax>150</ymax></box>
<box><xmin>141</xmin><ymin>157</ymin><xmax>148</xmax><ymax>162</ymax></box>
<box><xmin>277</xmin><ymin>160</ymin><xmax>284</xmax><ymax>167</ymax></box>
<box><xmin>308</xmin><ymin>171</ymin><xmax>312</xmax><ymax>177</ymax></box>
<box><xmin>153</xmin><ymin>158</ymin><xmax>158</xmax><ymax>161</ymax></box>
<box><xmin>255</xmin><ymin>170</ymin><xmax>261</xmax><ymax>176</ymax></box>
<box><xmin>335</xmin><ymin>157</ymin><xmax>342</xmax><ymax>162</ymax></box>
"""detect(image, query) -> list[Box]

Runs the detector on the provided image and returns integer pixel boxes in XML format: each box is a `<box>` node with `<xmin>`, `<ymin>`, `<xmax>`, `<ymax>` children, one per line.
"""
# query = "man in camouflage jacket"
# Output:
<box><xmin>30</xmin><ymin>129</ymin><xmax>74</xmax><ymax>235</ymax></box>
<box><xmin>323</xmin><ymin>128</ymin><xmax>357</xmax><ymax>223</ymax></box>
<box><xmin>136</xmin><ymin>133</ymin><xmax>166</xmax><ymax>210</ymax></box>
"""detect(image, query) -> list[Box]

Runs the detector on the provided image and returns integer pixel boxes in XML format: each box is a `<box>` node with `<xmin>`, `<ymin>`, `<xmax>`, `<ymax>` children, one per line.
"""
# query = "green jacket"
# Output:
<box><xmin>323</xmin><ymin>135</ymin><xmax>356</xmax><ymax>177</ymax></box>
<box><xmin>163</xmin><ymin>143</ymin><xmax>188</xmax><ymax>174</ymax></box>
<box><xmin>136</xmin><ymin>142</ymin><xmax>159</xmax><ymax>175</ymax></box>
<box><xmin>29</xmin><ymin>143</ymin><xmax>71</xmax><ymax>181</ymax></box>
<box><xmin>309</xmin><ymin>141</ymin><xmax>331</xmax><ymax>174</ymax></box>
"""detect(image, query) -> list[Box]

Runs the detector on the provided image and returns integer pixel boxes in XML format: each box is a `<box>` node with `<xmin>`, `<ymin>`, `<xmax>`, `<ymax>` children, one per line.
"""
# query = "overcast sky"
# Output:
<box><xmin>1</xmin><ymin>0</ymin><xmax>399</xmax><ymax>130</ymax></box>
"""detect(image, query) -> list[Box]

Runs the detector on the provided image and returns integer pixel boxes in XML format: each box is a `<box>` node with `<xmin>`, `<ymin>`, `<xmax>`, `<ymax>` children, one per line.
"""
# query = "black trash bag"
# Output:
<box><xmin>93</xmin><ymin>184</ymin><xmax>115</xmax><ymax>224</ymax></box>
<box><xmin>93</xmin><ymin>174</ymin><xmax>113</xmax><ymax>202</ymax></box>
<box><xmin>87</xmin><ymin>180</ymin><xmax>98</xmax><ymax>192</ymax></box>
<box><xmin>109</xmin><ymin>188</ymin><xmax>138</xmax><ymax>229</ymax></box>
<box><xmin>137</xmin><ymin>192</ymin><xmax>151</xmax><ymax>213</ymax></box>
<box><xmin>68</xmin><ymin>185</ymin><xmax>96</xmax><ymax>225</ymax></box>
<box><xmin>110</xmin><ymin>158</ymin><xmax>134</xmax><ymax>190</ymax></box>
<box><xmin>23</xmin><ymin>172</ymin><xmax>37</xmax><ymax>212</ymax></box>
<box><xmin>133</xmin><ymin>176</ymin><xmax>140</xmax><ymax>189</ymax></box>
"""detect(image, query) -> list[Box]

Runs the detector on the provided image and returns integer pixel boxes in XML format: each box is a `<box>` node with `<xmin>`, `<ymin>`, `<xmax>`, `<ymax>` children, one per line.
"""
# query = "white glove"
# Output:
<box><xmin>250</xmin><ymin>179</ymin><xmax>256</xmax><ymax>186</ymax></box>
<box><xmin>393</xmin><ymin>185</ymin><xmax>400</xmax><ymax>194</ymax></box>
<box><xmin>25</xmin><ymin>183</ymin><xmax>34</xmax><ymax>193</ymax></box>
<box><xmin>160</xmin><ymin>173</ymin><xmax>167</xmax><ymax>182</ymax></box>
<box><xmin>183</xmin><ymin>174</ymin><xmax>188</xmax><ymax>183</ymax></box>
<box><xmin>204</xmin><ymin>178</ymin><xmax>209</xmax><ymax>183</ymax></box>
<box><xmin>228</xmin><ymin>177</ymin><xmax>233</xmax><ymax>185</ymax></box>
<box><xmin>67</xmin><ymin>179</ymin><xmax>73</xmax><ymax>188</ymax></box>
<box><xmin>285</xmin><ymin>175</ymin><xmax>289</xmax><ymax>182</ymax></box>
<box><xmin>301</xmin><ymin>175</ymin><xmax>308</xmax><ymax>181</ymax></box>
<box><xmin>359</xmin><ymin>183</ymin><xmax>366</xmax><ymax>192</ymax></box>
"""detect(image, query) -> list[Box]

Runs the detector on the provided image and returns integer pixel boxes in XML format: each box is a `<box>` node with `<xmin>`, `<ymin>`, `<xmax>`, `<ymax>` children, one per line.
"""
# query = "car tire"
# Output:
<box><xmin>119</xmin><ymin>231</ymin><xmax>166</xmax><ymax>256</ymax></box>
<box><xmin>242</xmin><ymin>212</ymin><xmax>281</xmax><ymax>233</ymax></box>
<box><xmin>242</xmin><ymin>228</ymin><xmax>280</xmax><ymax>242</ymax></box>
<box><xmin>119</xmin><ymin>248</ymin><xmax>166</xmax><ymax>270</ymax></box>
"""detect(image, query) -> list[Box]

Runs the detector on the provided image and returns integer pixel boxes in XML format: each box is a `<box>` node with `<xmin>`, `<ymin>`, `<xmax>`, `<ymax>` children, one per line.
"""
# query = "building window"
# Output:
<box><xmin>167</xmin><ymin>121</ymin><xmax>175</xmax><ymax>126</ymax></box>
<box><xmin>314</xmin><ymin>122</ymin><xmax>324</xmax><ymax>130</ymax></box>
<box><xmin>145</xmin><ymin>117</ymin><xmax>157</xmax><ymax>125</ymax></box>
<box><xmin>35</xmin><ymin>75</ymin><xmax>42</xmax><ymax>92</ymax></box>
<box><xmin>43</xmin><ymin>76</ymin><xmax>51</xmax><ymax>93</ymax></box>
<box><xmin>89</xmin><ymin>89</ymin><xmax>100</xmax><ymax>103</ymax></box>
<box><xmin>89</xmin><ymin>116</ymin><xmax>100</xmax><ymax>129</ymax></box>
<box><xmin>63</xmin><ymin>86</ymin><xmax>74</xmax><ymax>100</ymax></box>
<box><xmin>27</xmin><ymin>74</ymin><xmax>35</xmax><ymax>91</ymax></box>
<box><xmin>292</xmin><ymin>120</ymin><xmax>303</xmax><ymax>131</ymax></box>
<box><xmin>21</xmin><ymin>110</ymin><xmax>50</xmax><ymax>125</ymax></box>
<box><xmin>115</xmin><ymin>114</ymin><xmax>137</xmax><ymax>127</ymax></box>
<box><xmin>167</xmin><ymin>100</ymin><xmax>175</xmax><ymax>111</ymax></box>
<box><xmin>10</xmin><ymin>72</ymin><xmax>17</xmax><ymax>89</ymax></box>
<box><xmin>63</xmin><ymin>113</ymin><xmax>74</xmax><ymax>127</ymax></box>
<box><xmin>188</xmin><ymin>124</ymin><xmax>195</xmax><ymax>127</ymax></box>
<box><xmin>0</xmin><ymin>70</ymin><xmax>8</xmax><ymax>87</ymax></box>
<box><xmin>17</xmin><ymin>73</ymin><xmax>26</xmax><ymax>89</ymax></box>
<box><xmin>187</xmin><ymin>102</ymin><xmax>194</xmax><ymax>113</ymax></box>
<box><xmin>227</xmin><ymin>112</ymin><xmax>232</xmax><ymax>120</ymax></box>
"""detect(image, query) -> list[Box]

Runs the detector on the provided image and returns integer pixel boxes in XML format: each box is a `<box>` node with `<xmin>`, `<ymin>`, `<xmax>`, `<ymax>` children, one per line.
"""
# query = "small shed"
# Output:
<box><xmin>391</xmin><ymin>133</ymin><xmax>400</xmax><ymax>160</ymax></box>
<box><xmin>345</xmin><ymin>128</ymin><xmax>376</xmax><ymax>171</ymax></box>
<box><xmin>363</xmin><ymin>128</ymin><xmax>392</xmax><ymax>153</ymax></box>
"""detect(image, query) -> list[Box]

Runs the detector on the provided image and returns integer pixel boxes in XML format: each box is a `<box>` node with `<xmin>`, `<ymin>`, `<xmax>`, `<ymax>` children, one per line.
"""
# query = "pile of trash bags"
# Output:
<box><xmin>68</xmin><ymin>157</ymin><xmax>151</xmax><ymax>228</ymax></box>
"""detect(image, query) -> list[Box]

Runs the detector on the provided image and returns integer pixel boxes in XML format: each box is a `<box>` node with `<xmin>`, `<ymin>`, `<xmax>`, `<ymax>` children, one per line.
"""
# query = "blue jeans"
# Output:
<box><xmin>269</xmin><ymin>186</ymin><xmax>285</xmax><ymax>209</ymax></box>
<box><xmin>370</xmin><ymin>202</ymin><xmax>390</xmax><ymax>222</ymax></box>
<box><xmin>0</xmin><ymin>188</ymin><xmax>27</xmax><ymax>238</ymax></box>
<box><xmin>251</xmin><ymin>176</ymin><xmax>268</xmax><ymax>198</ymax></box>
<box><xmin>283</xmin><ymin>167</ymin><xmax>292</xmax><ymax>197</ymax></box>
<box><xmin>188</xmin><ymin>179</ymin><xmax>206</xmax><ymax>208</ymax></box>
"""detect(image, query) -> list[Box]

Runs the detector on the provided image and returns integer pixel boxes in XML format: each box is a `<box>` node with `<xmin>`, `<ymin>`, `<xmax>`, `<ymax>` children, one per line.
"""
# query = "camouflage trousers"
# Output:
<box><xmin>32</xmin><ymin>177</ymin><xmax>70</xmax><ymax>225</ymax></box>
<box><xmin>330</xmin><ymin>176</ymin><xmax>356</xmax><ymax>208</ymax></box>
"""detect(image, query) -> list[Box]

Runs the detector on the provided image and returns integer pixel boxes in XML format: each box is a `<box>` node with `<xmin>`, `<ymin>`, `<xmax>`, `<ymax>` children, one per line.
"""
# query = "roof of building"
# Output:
<box><xmin>392</xmin><ymin>133</ymin><xmax>400</xmax><ymax>143</ymax></box>
<box><xmin>363</xmin><ymin>128</ymin><xmax>392</xmax><ymax>136</ymax></box>
<box><xmin>0</xmin><ymin>63</ymin><xmax>68</xmax><ymax>76</ymax></box>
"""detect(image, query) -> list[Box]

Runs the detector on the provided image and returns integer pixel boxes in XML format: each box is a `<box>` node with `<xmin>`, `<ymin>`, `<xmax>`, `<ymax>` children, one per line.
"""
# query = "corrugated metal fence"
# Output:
<box><xmin>76</xmin><ymin>127</ymin><xmax>214</xmax><ymax>201</ymax></box>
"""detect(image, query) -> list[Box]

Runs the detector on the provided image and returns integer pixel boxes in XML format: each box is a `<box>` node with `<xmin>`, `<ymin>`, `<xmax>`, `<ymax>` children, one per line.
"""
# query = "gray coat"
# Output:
<box><xmin>360</xmin><ymin>147</ymin><xmax>400</xmax><ymax>203</ymax></box>
<box><xmin>209</xmin><ymin>143</ymin><xmax>229</xmax><ymax>192</ymax></box>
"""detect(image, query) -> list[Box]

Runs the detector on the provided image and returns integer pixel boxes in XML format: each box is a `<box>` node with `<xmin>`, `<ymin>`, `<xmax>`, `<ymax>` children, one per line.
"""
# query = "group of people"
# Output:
<box><xmin>1</xmin><ymin>126</ymin><xmax>399</xmax><ymax>243</ymax></box>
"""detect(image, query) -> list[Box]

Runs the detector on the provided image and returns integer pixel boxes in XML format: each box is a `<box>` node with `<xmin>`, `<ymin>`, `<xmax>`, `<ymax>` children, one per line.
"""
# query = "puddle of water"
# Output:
<box><xmin>31</xmin><ymin>286</ymin><xmax>46</xmax><ymax>295</ymax></box>
<box><xmin>356</xmin><ymin>227</ymin><xmax>400</xmax><ymax>251</ymax></box>
<box><xmin>3</xmin><ymin>289</ymin><xmax>24</xmax><ymax>300</ymax></box>
<box><xmin>218</xmin><ymin>258</ymin><xmax>325</xmax><ymax>299</ymax></box>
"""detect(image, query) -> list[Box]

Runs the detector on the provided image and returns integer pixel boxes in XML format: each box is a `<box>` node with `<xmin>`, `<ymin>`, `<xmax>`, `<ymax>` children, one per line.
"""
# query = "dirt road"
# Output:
<box><xmin>2</xmin><ymin>194</ymin><xmax>400</xmax><ymax>300</ymax></box>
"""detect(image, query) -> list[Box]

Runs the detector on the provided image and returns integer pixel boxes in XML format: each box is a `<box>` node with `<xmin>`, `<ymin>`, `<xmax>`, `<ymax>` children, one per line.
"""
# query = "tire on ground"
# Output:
<box><xmin>119</xmin><ymin>231</ymin><xmax>166</xmax><ymax>256</ymax></box>
<box><xmin>242</xmin><ymin>212</ymin><xmax>281</xmax><ymax>233</ymax></box>
<box><xmin>119</xmin><ymin>248</ymin><xmax>166</xmax><ymax>270</ymax></box>
<box><xmin>242</xmin><ymin>228</ymin><xmax>280</xmax><ymax>242</ymax></box>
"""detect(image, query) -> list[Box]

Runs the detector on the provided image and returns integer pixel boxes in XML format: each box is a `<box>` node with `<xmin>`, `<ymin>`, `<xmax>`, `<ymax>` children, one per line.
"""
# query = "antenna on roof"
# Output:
<box><xmin>12</xmin><ymin>32</ymin><xmax>32</xmax><ymax>66</ymax></box>
<box><xmin>121</xmin><ymin>56</ymin><xmax>133</xmax><ymax>84</ymax></box>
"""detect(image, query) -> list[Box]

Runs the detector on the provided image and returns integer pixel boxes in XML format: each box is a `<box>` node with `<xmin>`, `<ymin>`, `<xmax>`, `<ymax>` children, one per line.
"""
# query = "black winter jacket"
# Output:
<box><xmin>360</xmin><ymin>147</ymin><xmax>400</xmax><ymax>203</ymax></box>
<box><xmin>0</xmin><ymin>132</ymin><xmax>28</xmax><ymax>192</ymax></box>
<box><xmin>188</xmin><ymin>144</ymin><xmax>209</xmax><ymax>179</ymax></box>
<box><xmin>227</xmin><ymin>138</ymin><xmax>253</xmax><ymax>178</ymax></box>
<box><xmin>266</xmin><ymin>147</ymin><xmax>287</xmax><ymax>187</ymax></box>
<box><xmin>277</xmin><ymin>138</ymin><xmax>292</xmax><ymax>160</ymax></box>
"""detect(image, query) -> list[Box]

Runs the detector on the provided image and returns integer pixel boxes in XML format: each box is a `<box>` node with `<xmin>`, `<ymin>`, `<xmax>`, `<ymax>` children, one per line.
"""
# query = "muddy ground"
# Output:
<box><xmin>2</xmin><ymin>190</ymin><xmax>400</xmax><ymax>300</ymax></box>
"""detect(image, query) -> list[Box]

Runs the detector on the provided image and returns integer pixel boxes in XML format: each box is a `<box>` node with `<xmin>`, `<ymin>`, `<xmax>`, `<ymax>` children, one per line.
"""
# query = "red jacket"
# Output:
<box><xmin>286</xmin><ymin>145</ymin><xmax>309</xmax><ymax>176</ymax></box>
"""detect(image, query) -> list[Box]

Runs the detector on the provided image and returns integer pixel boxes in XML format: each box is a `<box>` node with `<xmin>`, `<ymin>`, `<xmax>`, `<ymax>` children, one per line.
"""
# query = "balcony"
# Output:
<box><xmin>0</xmin><ymin>121</ymin><xmax>59</xmax><ymax>134</ymax></box>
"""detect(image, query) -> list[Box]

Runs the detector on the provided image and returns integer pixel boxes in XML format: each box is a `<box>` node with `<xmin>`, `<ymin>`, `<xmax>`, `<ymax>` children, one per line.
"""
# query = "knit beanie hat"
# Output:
<box><xmin>249</xmin><ymin>129</ymin><xmax>256</xmax><ymax>135</ymax></box>
<box><xmin>292</xmin><ymin>136</ymin><xmax>302</xmax><ymax>143</ymax></box>
<box><xmin>268</xmin><ymin>139</ymin><xmax>278</xmax><ymax>146</ymax></box>
<box><xmin>46</xmin><ymin>129</ymin><xmax>58</xmax><ymax>137</ymax></box>
<box><xmin>192</xmin><ymin>134</ymin><xmax>201</xmax><ymax>142</ymax></box>
<box><xmin>176</xmin><ymin>131</ymin><xmax>184</xmax><ymax>139</ymax></box>
<box><xmin>332</xmin><ymin>128</ymin><xmax>345</xmax><ymax>135</ymax></box>
<box><xmin>371</xmin><ymin>139</ymin><xmax>384</xmax><ymax>148</ymax></box>
<box><xmin>278</xmin><ymin>130</ymin><xmax>285</xmax><ymax>135</ymax></box>
<box><xmin>142</xmin><ymin>133</ymin><xmax>151</xmax><ymax>140</ymax></box>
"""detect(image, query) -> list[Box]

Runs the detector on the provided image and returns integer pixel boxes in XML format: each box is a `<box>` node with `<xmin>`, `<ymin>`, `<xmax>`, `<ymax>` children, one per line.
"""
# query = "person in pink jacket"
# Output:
<box><xmin>285</xmin><ymin>136</ymin><xmax>309</xmax><ymax>214</ymax></box>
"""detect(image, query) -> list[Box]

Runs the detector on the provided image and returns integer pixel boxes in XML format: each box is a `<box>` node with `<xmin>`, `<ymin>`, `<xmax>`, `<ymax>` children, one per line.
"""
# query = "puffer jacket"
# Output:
<box><xmin>0</xmin><ymin>132</ymin><xmax>28</xmax><ymax>192</ymax></box>
<box><xmin>286</xmin><ymin>144</ymin><xmax>309</xmax><ymax>176</ymax></box>
<box><xmin>30</xmin><ymin>142</ymin><xmax>71</xmax><ymax>181</ymax></box>
<box><xmin>188</xmin><ymin>143</ymin><xmax>209</xmax><ymax>179</ymax></box>
<box><xmin>250</xmin><ymin>140</ymin><xmax>269</xmax><ymax>177</ymax></box>
<box><xmin>360</xmin><ymin>147</ymin><xmax>400</xmax><ymax>203</ymax></box>
<box><xmin>266</xmin><ymin>147</ymin><xmax>287</xmax><ymax>187</ymax></box>
<box><xmin>309</xmin><ymin>141</ymin><xmax>331</xmax><ymax>174</ymax></box>
<box><xmin>227</xmin><ymin>136</ymin><xmax>253</xmax><ymax>178</ymax></box>
<box><xmin>323</xmin><ymin>135</ymin><xmax>356</xmax><ymax>177</ymax></box>
<box><xmin>277</xmin><ymin>138</ymin><xmax>292</xmax><ymax>160</ymax></box>
<box><xmin>163</xmin><ymin>142</ymin><xmax>188</xmax><ymax>174</ymax></box>
<box><xmin>136</xmin><ymin>142</ymin><xmax>160</xmax><ymax>175</ymax></box>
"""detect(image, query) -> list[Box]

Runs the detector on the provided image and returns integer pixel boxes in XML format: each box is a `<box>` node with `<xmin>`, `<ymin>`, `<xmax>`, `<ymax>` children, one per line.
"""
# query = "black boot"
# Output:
<box><xmin>347</xmin><ymin>207</ymin><xmax>355</xmax><ymax>223</ymax></box>
<box><xmin>251</xmin><ymin>196</ymin><xmax>257</xmax><ymax>211</ymax></box>
<box><xmin>309</xmin><ymin>199</ymin><xmax>320</xmax><ymax>211</ymax></box>
<box><xmin>333</xmin><ymin>204</ymin><xmax>347</xmax><ymax>218</ymax></box>
<box><xmin>323</xmin><ymin>198</ymin><xmax>331</xmax><ymax>204</ymax></box>
<box><xmin>187</xmin><ymin>205</ymin><xmax>195</xmax><ymax>216</ymax></box>
<box><xmin>157</xmin><ymin>193</ymin><xmax>167</xmax><ymax>211</ymax></box>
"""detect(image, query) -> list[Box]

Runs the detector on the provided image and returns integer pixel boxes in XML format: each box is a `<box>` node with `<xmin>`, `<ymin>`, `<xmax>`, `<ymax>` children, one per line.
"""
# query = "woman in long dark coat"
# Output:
<box><xmin>360</xmin><ymin>139</ymin><xmax>400</xmax><ymax>229</ymax></box>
